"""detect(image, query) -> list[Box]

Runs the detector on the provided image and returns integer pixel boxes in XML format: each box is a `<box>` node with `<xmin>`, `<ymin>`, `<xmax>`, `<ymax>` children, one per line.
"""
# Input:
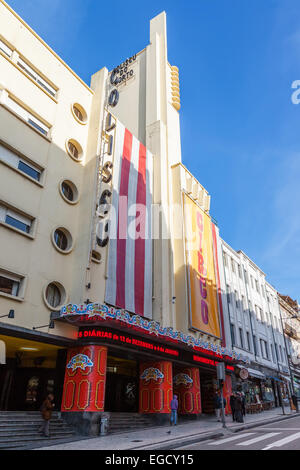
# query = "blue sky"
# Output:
<box><xmin>8</xmin><ymin>0</ymin><xmax>300</xmax><ymax>302</ymax></box>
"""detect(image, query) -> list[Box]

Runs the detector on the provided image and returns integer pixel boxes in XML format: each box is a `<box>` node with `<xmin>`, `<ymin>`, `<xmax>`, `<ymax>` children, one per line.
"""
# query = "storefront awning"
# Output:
<box><xmin>247</xmin><ymin>368</ymin><xmax>265</xmax><ymax>379</ymax></box>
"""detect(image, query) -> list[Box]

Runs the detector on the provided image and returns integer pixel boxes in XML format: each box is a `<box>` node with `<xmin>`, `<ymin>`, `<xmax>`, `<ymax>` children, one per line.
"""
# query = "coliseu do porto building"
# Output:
<box><xmin>0</xmin><ymin>0</ymin><xmax>257</xmax><ymax>434</ymax></box>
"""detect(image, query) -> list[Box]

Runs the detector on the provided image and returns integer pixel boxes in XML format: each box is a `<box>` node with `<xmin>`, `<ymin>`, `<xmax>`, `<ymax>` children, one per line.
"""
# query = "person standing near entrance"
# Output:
<box><xmin>170</xmin><ymin>394</ymin><xmax>178</xmax><ymax>426</ymax></box>
<box><xmin>229</xmin><ymin>392</ymin><xmax>236</xmax><ymax>421</ymax></box>
<box><xmin>39</xmin><ymin>393</ymin><xmax>55</xmax><ymax>437</ymax></box>
<box><xmin>214</xmin><ymin>391</ymin><xmax>226</xmax><ymax>422</ymax></box>
<box><xmin>234</xmin><ymin>392</ymin><xmax>244</xmax><ymax>423</ymax></box>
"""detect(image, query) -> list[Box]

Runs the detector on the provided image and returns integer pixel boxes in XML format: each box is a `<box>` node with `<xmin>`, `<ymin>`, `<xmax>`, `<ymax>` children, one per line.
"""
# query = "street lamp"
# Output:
<box><xmin>0</xmin><ymin>309</ymin><xmax>15</xmax><ymax>319</ymax></box>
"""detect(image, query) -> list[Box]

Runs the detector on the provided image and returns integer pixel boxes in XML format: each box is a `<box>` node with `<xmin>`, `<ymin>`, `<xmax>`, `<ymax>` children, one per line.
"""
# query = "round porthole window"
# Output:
<box><xmin>44</xmin><ymin>282</ymin><xmax>66</xmax><ymax>311</ymax></box>
<box><xmin>66</xmin><ymin>139</ymin><xmax>83</xmax><ymax>162</ymax></box>
<box><xmin>59</xmin><ymin>179</ymin><xmax>79</xmax><ymax>204</ymax></box>
<box><xmin>52</xmin><ymin>227</ymin><xmax>73</xmax><ymax>254</ymax></box>
<box><xmin>71</xmin><ymin>103</ymin><xmax>88</xmax><ymax>124</ymax></box>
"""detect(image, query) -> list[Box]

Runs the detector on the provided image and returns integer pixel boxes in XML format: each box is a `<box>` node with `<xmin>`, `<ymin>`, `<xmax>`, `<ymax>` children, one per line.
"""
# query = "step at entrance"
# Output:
<box><xmin>0</xmin><ymin>411</ymin><xmax>77</xmax><ymax>450</ymax></box>
<box><xmin>107</xmin><ymin>412</ymin><xmax>158</xmax><ymax>434</ymax></box>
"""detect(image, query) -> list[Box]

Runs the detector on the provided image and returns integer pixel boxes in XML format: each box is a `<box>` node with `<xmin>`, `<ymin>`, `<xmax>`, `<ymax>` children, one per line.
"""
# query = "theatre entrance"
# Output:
<box><xmin>104</xmin><ymin>356</ymin><xmax>139</xmax><ymax>412</ymax></box>
<box><xmin>200</xmin><ymin>369</ymin><xmax>218</xmax><ymax>414</ymax></box>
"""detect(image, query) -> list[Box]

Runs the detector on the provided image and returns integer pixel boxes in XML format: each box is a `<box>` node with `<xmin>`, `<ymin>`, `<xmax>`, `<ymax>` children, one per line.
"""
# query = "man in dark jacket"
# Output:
<box><xmin>229</xmin><ymin>392</ymin><xmax>236</xmax><ymax>421</ymax></box>
<box><xmin>234</xmin><ymin>393</ymin><xmax>244</xmax><ymax>423</ymax></box>
<box><xmin>170</xmin><ymin>395</ymin><xmax>179</xmax><ymax>426</ymax></box>
<box><xmin>39</xmin><ymin>393</ymin><xmax>55</xmax><ymax>437</ymax></box>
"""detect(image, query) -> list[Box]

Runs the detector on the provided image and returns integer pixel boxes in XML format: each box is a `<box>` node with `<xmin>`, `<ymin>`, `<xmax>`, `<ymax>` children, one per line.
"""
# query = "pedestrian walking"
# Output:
<box><xmin>234</xmin><ymin>392</ymin><xmax>244</xmax><ymax>423</ymax></box>
<box><xmin>229</xmin><ymin>392</ymin><xmax>236</xmax><ymax>421</ymax></box>
<box><xmin>241</xmin><ymin>392</ymin><xmax>246</xmax><ymax>416</ymax></box>
<box><xmin>39</xmin><ymin>393</ymin><xmax>55</xmax><ymax>437</ymax></box>
<box><xmin>214</xmin><ymin>391</ymin><xmax>226</xmax><ymax>422</ymax></box>
<box><xmin>170</xmin><ymin>394</ymin><xmax>178</xmax><ymax>426</ymax></box>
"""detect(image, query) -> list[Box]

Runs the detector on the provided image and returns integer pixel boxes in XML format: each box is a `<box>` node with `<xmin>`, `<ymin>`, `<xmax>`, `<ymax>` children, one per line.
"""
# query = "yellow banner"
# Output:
<box><xmin>183</xmin><ymin>193</ymin><xmax>221</xmax><ymax>338</ymax></box>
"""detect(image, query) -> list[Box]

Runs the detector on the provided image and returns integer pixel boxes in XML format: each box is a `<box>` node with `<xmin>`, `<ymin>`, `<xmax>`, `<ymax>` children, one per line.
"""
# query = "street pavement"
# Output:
<box><xmin>34</xmin><ymin>406</ymin><xmax>299</xmax><ymax>450</ymax></box>
<box><xmin>176</xmin><ymin>415</ymin><xmax>300</xmax><ymax>450</ymax></box>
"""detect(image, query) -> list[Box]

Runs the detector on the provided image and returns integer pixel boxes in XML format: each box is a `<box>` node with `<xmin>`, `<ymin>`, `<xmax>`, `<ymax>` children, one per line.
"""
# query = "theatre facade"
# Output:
<box><xmin>0</xmin><ymin>1</ymin><xmax>249</xmax><ymax>433</ymax></box>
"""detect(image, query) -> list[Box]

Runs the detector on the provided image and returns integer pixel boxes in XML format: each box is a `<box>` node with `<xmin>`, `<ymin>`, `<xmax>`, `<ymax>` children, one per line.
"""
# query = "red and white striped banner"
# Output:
<box><xmin>105</xmin><ymin>121</ymin><xmax>153</xmax><ymax>319</ymax></box>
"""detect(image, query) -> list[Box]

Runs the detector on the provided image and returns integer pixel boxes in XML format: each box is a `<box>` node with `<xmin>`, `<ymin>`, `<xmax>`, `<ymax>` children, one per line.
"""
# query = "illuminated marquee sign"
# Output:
<box><xmin>193</xmin><ymin>355</ymin><xmax>235</xmax><ymax>372</ymax></box>
<box><xmin>78</xmin><ymin>328</ymin><xmax>179</xmax><ymax>358</ymax></box>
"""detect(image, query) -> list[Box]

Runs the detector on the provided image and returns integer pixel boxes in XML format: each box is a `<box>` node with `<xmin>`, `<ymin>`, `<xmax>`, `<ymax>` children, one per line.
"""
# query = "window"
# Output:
<box><xmin>0</xmin><ymin>274</ymin><xmax>19</xmax><ymax>296</ymax></box>
<box><xmin>250</xmin><ymin>275</ymin><xmax>254</xmax><ymax>288</ymax></box>
<box><xmin>231</xmin><ymin>259</ymin><xmax>235</xmax><ymax>273</ymax></box>
<box><xmin>238</xmin><ymin>264</ymin><xmax>242</xmax><ymax>279</ymax></box>
<box><xmin>72</xmin><ymin>103</ymin><xmax>87</xmax><ymax>124</ymax></box>
<box><xmin>270</xmin><ymin>344</ymin><xmax>275</xmax><ymax>362</ymax></box>
<box><xmin>68</xmin><ymin>141</ymin><xmax>78</xmax><ymax>159</ymax></box>
<box><xmin>265</xmin><ymin>341</ymin><xmax>269</xmax><ymax>359</ymax></box>
<box><xmin>223</xmin><ymin>252</ymin><xmax>228</xmax><ymax>267</ymax></box>
<box><xmin>230</xmin><ymin>323</ymin><xmax>236</xmax><ymax>346</ymax></box>
<box><xmin>226</xmin><ymin>285</ymin><xmax>231</xmax><ymax>303</ymax></box>
<box><xmin>66</xmin><ymin>139</ymin><xmax>83</xmax><ymax>161</ymax></box>
<box><xmin>52</xmin><ymin>227</ymin><xmax>73</xmax><ymax>254</ymax></box>
<box><xmin>54</xmin><ymin>229</ymin><xmax>68</xmax><ymax>251</ymax></box>
<box><xmin>5</xmin><ymin>214</ymin><xmax>30</xmax><ymax>233</ymax></box>
<box><xmin>279</xmin><ymin>345</ymin><xmax>283</xmax><ymax>362</ymax></box>
<box><xmin>239</xmin><ymin>328</ymin><xmax>244</xmax><ymax>348</ymax></box>
<box><xmin>17</xmin><ymin>57</ymin><xmax>57</xmax><ymax>97</ymax></box>
<box><xmin>46</xmin><ymin>283</ymin><xmax>61</xmax><ymax>308</ymax></box>
<box><xmin>6</xmin><ymin>96</ymin><xmax>50</xmax><ymax>136</ymax></box>
<box><xmin>235</xmin><ymin>290</ymin><xmax>239</xmax><ymax>308</ymax></box>
<box><xmin>0</xmin><ymin>269</ymin><xmax>24</xmax><ymax>299</ymax></box>
<box><xmin>62</xmin><ymin>182</ymin><xmax>74</xmax><ymax>201</ymax></box>
<box><xmin>246</xmin><ymin>332</ymin><xmax>251</xmax><ymax>351</ymax></box>
<box><xmin>260</xmin><ymin>308</ymin><xmax>264</xmax><ymax>323</ymax></box>
<box><xmin>44</xmin><ymin>282</ymin><xmax>66</xmax><ymax>310</ymax></box>
<box><xmin>255</xmin><ymin>280</ymin><xmax>259</xmax><ymax>293</ymax></box>
<box><xmin>260</xmin><ymin>339</ymin><xmax>265</xmax><ymax>358</ymax></box>
<box><xmin>0</xmin><ymin>39</ymin><xmax>12</xmax><ymax>57</ymax></box>
<box><xmin>253</xmin><ymin>335</ymin><xmax>258</xmax><ymax>355</ymax></box>
<box><xmin>244</xmin><ymin>272</ymin><xmax>249</xmax><ymax>284</ymax></box>
<box><xmin>18</xmin><ymin>160</ymin><xmax>41</xmax><ymax>181</ymax></box>
<box><xmin>241</xmin><ymin>295</ymin><xmax>245</xmax><ymax>310</ymax></box>
<box><xmin>255</xmin><ymin>305</ymin><xmax>261</xmax><ymax>321</ymax></box>
<box><xmin>261</xmin><ymin>286</ymin><xmax>265</xmax><ymax>298</ymax></box>
<box><xmin>0</xmin><ymin>205</ymin><xmax>33</xmax><ymax>235</ymax></box>
<box><xmin>59</xmin><ymin>180</ymin><xmax>79</xmax><ymax>204</ymax></box>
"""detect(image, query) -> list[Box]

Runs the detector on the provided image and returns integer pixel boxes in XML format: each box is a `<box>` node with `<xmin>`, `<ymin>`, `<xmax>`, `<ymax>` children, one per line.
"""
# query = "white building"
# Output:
<box><xmin>221</xmin><ymin>239</ymin><xmax>290</xmax><ymax>408</ymax></box>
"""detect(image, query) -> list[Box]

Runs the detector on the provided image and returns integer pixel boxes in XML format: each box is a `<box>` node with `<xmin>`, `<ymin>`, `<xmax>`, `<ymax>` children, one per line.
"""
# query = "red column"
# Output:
<box><xmin>223</xmin><ymin>373</ymin><xmax>233</xmax><ymax>415</ymax></box>
<box><xmin>61</xmin><ymin>345</ymin><xmax>107</xmax><ymax>412</ymax></box>
<box><xmin>173</xmin><ymin>367</ymin><xmax>201</xmax><ymax>414</ymax></box>
<box><xmin>139</xmin><ymin>361</ymin><xmax>173</xmax><ymax>413</ymax></box>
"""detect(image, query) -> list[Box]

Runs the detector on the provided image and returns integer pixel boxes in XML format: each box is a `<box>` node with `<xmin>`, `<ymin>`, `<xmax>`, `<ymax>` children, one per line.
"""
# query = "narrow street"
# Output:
<box><xmin>177</xmin><ymin>415</ymin><xmax>300</xmax><ymax>451</ymax></box>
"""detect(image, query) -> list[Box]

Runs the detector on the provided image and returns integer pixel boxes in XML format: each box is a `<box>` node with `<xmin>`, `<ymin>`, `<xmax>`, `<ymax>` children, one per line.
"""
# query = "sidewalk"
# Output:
<box><xmin>35</xmin><ymin>406</ymin><xmax>300</xmax><ymax>450</ymax></box>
